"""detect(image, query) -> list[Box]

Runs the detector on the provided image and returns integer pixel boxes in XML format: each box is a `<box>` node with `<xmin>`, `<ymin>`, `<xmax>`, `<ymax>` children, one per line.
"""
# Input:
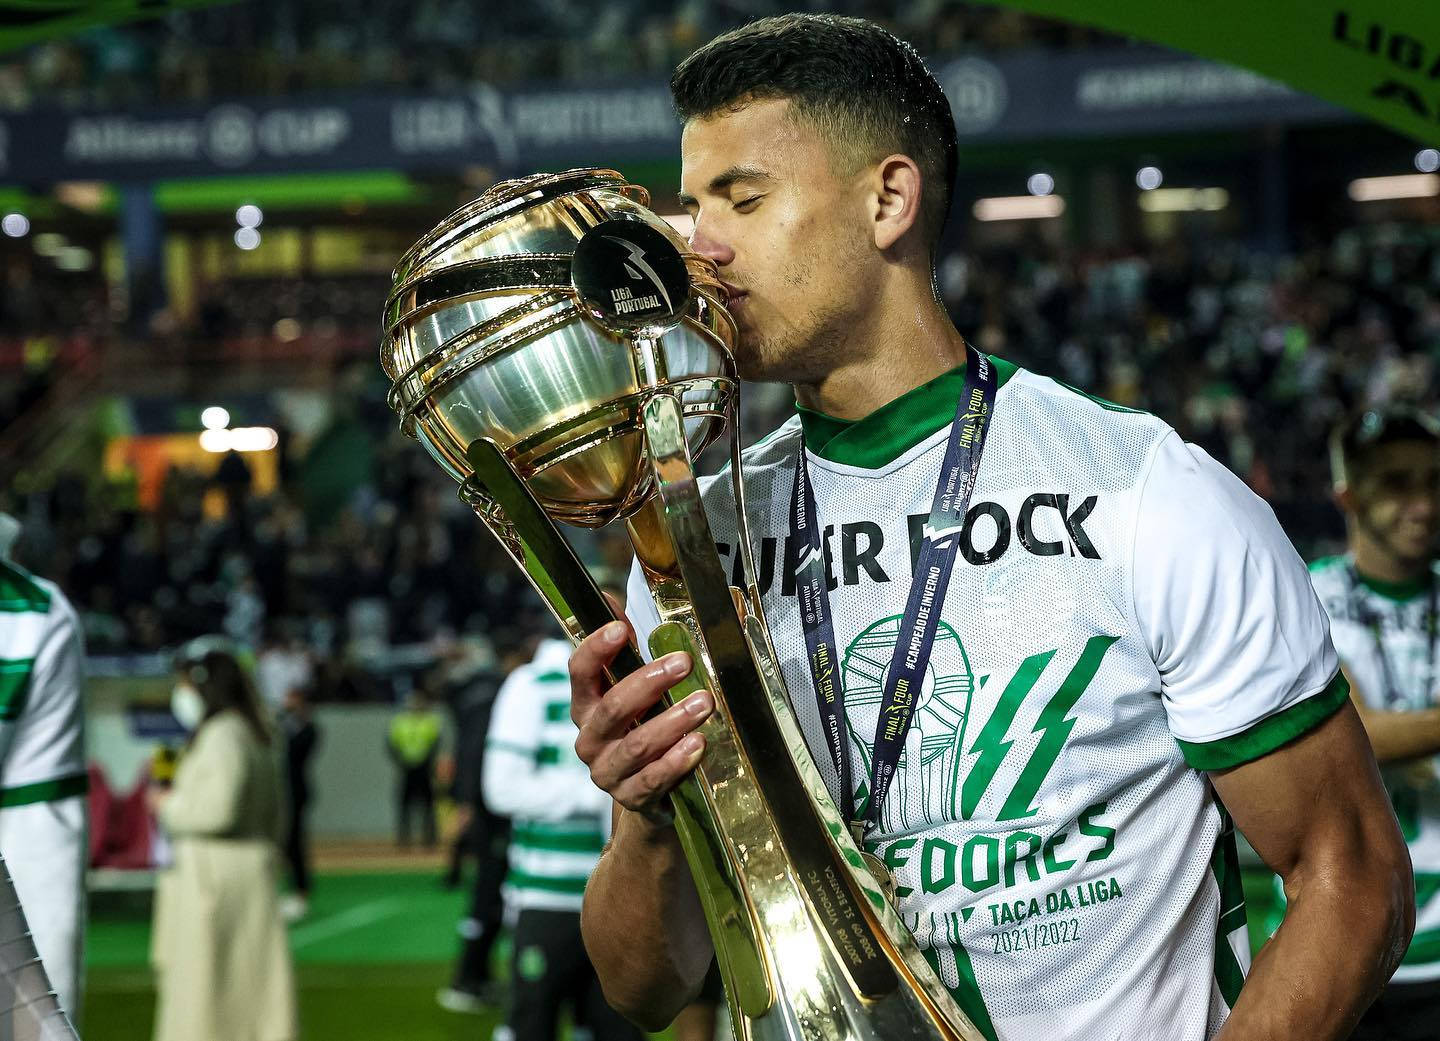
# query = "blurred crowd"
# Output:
<box><xmin>7</xmin><ymin>425</ymin><xmax>562</xmax><ymax>678</ymax></box>
<box><xmin>0</xmin><ymin>0</ymin><xmax>1111</xmax><ymax>111</ymax></box>
<box><xmin>947</xmin><ymin>221</ymin><xmax>1440</xmax><ymax>547</ymax></box>
<box><xmin>4</xmin><ymin>220</ymin><xmax>1439</xmax><ymax>673</ymax></box>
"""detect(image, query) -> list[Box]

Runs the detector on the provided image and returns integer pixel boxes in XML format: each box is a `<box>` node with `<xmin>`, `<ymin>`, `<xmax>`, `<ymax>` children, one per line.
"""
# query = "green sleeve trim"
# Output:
<box><xmin>1177</xmin><ymin>672</ymin><xmax>1350</xmax><ymax>771</ymax></box>
<box><xmin>0</xmin><ymin>771</ymin><xmax>88</xmax><ymax>808</ymax></box>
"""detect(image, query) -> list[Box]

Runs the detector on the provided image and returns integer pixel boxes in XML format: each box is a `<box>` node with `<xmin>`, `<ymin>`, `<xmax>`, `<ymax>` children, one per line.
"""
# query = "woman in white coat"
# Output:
<box><xmin>148</xmin><ymin>638</ymin><xmax>296</xmax><ymax>1041</ymax></box>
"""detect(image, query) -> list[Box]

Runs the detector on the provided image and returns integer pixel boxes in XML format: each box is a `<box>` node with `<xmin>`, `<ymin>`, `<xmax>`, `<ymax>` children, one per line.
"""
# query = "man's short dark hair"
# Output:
<box><xmin>670</xmin><ymin>13</ymin><xmax>958</xmax><ymax>256</ymax></box>
<box><xmin>1331</xmin><ymin>405</ymin><xmax>1440</xmax><ymax>489</ymax></box>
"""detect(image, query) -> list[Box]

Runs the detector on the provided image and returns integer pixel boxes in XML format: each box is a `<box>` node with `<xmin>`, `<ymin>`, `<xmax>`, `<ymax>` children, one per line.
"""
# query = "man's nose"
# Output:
<box><xmin>689</xmin><ymin>216</ymin><xmax>734</xmax><ymax>267</ymax></box>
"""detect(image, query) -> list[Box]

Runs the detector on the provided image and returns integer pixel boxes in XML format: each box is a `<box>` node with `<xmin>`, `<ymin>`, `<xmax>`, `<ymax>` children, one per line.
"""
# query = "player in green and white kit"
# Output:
<box><xmin>0</xmin><ymin>514</ymin><xmax>86</xmax><ymax>1024</ymax></box>
<box><xmin>483</xmin><ymin>636</ymin><xmax>641</xmax><ymax>1041</ymax></box>
<box><xmin>567</xmin><ymin>15</ymin><xmax>1413</xmax><ymax>1041</ymax></box>
<box><xmin>1307</xmin><ymin>408</ymin><xmax>1440</xmax><ymax>1038</ymax></box>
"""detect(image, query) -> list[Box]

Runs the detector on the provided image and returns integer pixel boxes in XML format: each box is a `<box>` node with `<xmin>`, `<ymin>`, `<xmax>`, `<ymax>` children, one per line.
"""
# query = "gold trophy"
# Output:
<box><xmin>381</xmin><ymin>169</ymin><xmax>986</xmax><ymax>1041</ymax></box>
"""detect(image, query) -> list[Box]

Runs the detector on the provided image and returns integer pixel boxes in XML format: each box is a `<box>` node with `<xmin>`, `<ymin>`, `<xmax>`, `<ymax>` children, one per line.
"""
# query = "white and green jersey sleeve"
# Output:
<box><xmin>0</xmin><ymin>561</ymin><xmax>87</xmax><ymax>808</ymax></box>
<box><xmin>626</xmin><ymin>358</ymin><xmax>1343</xmax><ymax>1041</ymax></box>
<box><xmin>1309</xmin><ymin>556</ymin><xmax>1440</xmax><ymax>982</ymax></box>
<box><xmin>482</xmin><ymin>638</ymin><xmax>609</xmax><ymax>914</ymax></box>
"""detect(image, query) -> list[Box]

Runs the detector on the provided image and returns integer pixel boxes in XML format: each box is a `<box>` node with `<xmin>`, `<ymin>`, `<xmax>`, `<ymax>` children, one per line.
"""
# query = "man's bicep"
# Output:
<box><xmin>1209</xmin><ymin>699</ymin><xmax>1399</xmax><ymax>880</ymax></box>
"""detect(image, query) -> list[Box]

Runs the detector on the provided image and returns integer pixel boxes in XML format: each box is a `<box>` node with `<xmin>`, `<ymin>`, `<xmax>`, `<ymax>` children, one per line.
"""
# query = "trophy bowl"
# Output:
<box><xmin>380</xmin><ymin>169</ymin><xmax>738</xmax><ymax>527</ymax></box>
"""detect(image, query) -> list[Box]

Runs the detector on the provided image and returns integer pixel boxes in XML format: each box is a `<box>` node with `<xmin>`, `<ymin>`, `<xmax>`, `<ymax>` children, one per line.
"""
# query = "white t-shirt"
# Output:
<box><xmin>0</xmin><ymin>561</ymin><xmax>86</xmax><ymax>804</ymax></box>
<box><xmin>626</xmin><ymin>358</ymin><xmax>1342</xmax><ymax>1041</ymax></box>
<box><xmin>483</xmin><ymin>638</ymin><xmax>610</xmax><ymax>914</ymax></box>
<box><xmin>1309</xmin><ymin>556</ymin><xmax>1440</xmax><ymax>983</ymax></box>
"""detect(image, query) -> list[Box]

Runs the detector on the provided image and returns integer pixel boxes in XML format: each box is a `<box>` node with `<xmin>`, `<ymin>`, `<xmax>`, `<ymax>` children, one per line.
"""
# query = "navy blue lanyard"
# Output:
<box><xmin>789</xmin><ymin>345</ymin><xmax>997</xmax><ymax>839</ymax></box>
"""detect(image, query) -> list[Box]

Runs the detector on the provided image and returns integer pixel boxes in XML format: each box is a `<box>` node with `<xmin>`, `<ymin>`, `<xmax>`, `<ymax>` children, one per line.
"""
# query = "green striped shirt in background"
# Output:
<box><xmin>482</xmin><ymin>639</ymin><xmax>610</xmax><ymax>914</ymax></box>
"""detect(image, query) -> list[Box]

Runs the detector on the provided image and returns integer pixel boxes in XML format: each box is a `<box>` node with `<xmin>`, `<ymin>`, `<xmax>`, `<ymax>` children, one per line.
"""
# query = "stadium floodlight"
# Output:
<box><xmin>1347</xmin><ymin>174</ymin><xmax>1440</xmax><ymax>202</ymax></box>
<box><xmin>973</xmin><ymin>194</ymin><xmax>1066</xmax><ymax>221</ymax></box>
<box><xmin>235</xmin><ymin>204</ymin><xmax>263</xmax><ymax>228</ymax></box>
<box><xmin>200</xmin><ymin>406</ymin><xmax>230</xmax><ymax>431</ymax></box>
<box><xmin>1026</xmin><ymin>172</ymin><xmax>1055</xmax><ymax>197</ymax></box>
<box><xmin>1415</xmin><ymin>149</ymin><xmax>1440</xmax><ymax>174</ymax></box>
<box><xmin>198</xmin><ymin>429</ymin><xmax>230</xmax><ymax>453</ymax></box>
<box><xmin>234</xmin><ymin>227</ymin><xmax>261</xmax><ymax>250</ymax></box>
<box><xmin>1137</xmin><ymin>187</ymin><xmax>1229</xmax><ymax>212</ymax></box>
<box><xmin>1136</xmin><ymin>166</ymin><xmax>1164</xmax><ymax>191</ymax></box>
<box><xmin>1</xmin><ymin>213</ymin><xmax>29</xmax><ymax>238</ymax></box>
<box><xmin>229</xmin><ymin>427</ymin><xmax>279</xmax><ymax>452</ymax></box>
<box><xmin>199</xmin><ymin>426</ymin><xmax>278</xmax><ymax>453</ymax></box>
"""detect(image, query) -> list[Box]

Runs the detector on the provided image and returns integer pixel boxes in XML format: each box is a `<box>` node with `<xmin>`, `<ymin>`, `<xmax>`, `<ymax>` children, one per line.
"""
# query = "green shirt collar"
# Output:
<box><xmin>796</xmin><ymin>354</ymin><xmax>1016</xmax><ymax>469</ymax></box>
<box><xmin>1355</xmin><ymin>569</ymin><xmax>1430</xmax><ymax>602</ymax></box>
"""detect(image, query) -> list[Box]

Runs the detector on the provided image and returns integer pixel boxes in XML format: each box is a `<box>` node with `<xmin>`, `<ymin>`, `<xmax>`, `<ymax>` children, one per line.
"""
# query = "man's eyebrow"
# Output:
<box><xmin>678</xmin><ymin>165</ymin><xmax>774</xmax><ymax>208</ymax></box>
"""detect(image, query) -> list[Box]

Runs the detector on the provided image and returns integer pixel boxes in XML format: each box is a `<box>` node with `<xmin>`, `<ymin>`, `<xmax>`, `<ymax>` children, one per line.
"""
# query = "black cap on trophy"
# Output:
<box><xmin>571</xmin><ymin>218</ymin><xmax>692</xmax><ymax>332</ymax></box>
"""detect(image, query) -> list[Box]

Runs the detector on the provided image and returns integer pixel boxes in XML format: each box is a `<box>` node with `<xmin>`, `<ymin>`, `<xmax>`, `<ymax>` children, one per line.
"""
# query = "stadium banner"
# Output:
<box><xmin>0</xmin><ymin>45</ymin><xmax>1347</xmax><ymax>184</ymax></box>
<box><xmin>997</xmin><ymin>2</ymin><xmax>1439</xmax><ymax>144</ymax></box>
<box><xmin>0</xmin><ymin>0</ymin><xmax>234</xmax><ymax>53</ymax></box>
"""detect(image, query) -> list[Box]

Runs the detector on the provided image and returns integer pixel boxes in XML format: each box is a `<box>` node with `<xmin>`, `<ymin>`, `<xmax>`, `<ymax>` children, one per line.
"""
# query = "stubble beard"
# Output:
<box><xmin>732</xmin><ymin>305</ymin><xmax>851</xmax><ymax>387</ymax></box>
<box><xmin>731</xmin><ymin>265</ymin><xmax>858</xmax><ymax>388</ymax></box>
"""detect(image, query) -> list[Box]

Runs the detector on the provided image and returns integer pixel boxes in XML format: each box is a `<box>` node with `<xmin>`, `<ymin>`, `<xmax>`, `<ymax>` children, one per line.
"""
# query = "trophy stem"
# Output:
<box><xmin>637</xmin><ymin>392</ymin><xmax>989</xmax><ymax>1041</ymax></box>
<box><xmin>725</xmin><ymin>389</ymin><xmax>785</xmax><ymax>697</ymax></box>
<box><xmin>637</xmin><ymin>396</ymin><xmax>902</xmax><ymax>993</ymax></box>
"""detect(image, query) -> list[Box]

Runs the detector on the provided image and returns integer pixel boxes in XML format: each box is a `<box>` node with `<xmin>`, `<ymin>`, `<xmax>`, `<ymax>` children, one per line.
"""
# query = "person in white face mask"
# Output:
<box><xmin>0</xmin><ymin>512</ymin><xmax>87</xmax><ymax>1026</ymax></box>
<box><xmin>147</xmin><ymin>637</ymin><xmax>296</xmax><ymax>1041</ymax></box>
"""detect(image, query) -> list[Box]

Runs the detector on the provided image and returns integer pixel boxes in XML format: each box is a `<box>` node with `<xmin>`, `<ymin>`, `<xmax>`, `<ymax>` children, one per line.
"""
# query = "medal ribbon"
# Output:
<box><xmin>790</xmin><ymin>344</ymin><xmax>998</xmax><ymax>838</ymax></box>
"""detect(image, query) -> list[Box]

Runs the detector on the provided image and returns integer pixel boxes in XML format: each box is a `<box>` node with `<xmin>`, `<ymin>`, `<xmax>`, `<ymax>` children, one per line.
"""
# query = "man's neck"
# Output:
<box><xmin>793</xmin><ymin>295</ymin><xmax>968</xmax><ymax>420</ymax></box>
<box><xmin>1351</xmin><ymin>530</ymin><xmax>1430</xmax><ymax>584</ymax></box>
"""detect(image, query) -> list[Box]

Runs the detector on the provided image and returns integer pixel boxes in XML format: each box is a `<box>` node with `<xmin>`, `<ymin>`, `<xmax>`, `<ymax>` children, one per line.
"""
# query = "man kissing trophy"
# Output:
<box><xmin>381</xmin><ymin>169</ymin><xmax>986</xmax><ymax>1040</ymax></box>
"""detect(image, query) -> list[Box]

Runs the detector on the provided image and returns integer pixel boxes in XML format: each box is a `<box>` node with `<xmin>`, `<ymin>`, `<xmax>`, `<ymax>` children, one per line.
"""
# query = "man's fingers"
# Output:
<box><xmin>577</xmin><ymin>651</ymin><xmax>692</xmax><ymax>748</ymax></box>
<box><xmin>568</xmin><ymin>619</ymin><xmax>634</xmax><ymax>718</ymax></box>
<box><xmin>613</xmin><ymin>731</ymin><xmax>707</xmax><ymax>813</ymax></box>
<box><xmin>590</xmin><ymin>689</ymin><xmax>713</xmax><ymax>791</ymax></box>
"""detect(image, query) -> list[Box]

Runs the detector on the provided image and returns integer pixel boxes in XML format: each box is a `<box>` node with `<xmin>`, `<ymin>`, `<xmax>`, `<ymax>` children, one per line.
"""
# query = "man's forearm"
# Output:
<box><xmin>581</xmin><ymin>808</ymin><xmax>714</xmax><ymax>1030</ymax></box>
<box><xmin>1215</xmin><ymin>851</ymin><xmax>1412</xmax><ymax>1040</ymax></box>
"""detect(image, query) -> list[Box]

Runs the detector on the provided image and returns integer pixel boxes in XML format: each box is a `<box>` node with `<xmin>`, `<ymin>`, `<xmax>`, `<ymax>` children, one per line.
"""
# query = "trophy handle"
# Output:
<box><xmin>465</xmin><ymin>437</ymin><xmax>647</xmax><ymax>679</ymax></box>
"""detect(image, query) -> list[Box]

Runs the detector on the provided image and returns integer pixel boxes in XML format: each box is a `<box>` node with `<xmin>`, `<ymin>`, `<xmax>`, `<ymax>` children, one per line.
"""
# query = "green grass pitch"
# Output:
<box><xmin>81</xmin><ymin>868</ymin><xmax>1286</xmax><ymax>1040</ymax></box>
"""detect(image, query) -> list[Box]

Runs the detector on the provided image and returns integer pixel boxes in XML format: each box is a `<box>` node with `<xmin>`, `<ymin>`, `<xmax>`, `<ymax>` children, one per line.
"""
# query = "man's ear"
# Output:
<box><xmin>871</xmin><ymin>154</ymin><xmax>923</xmax><ymax>253</ymax></box>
